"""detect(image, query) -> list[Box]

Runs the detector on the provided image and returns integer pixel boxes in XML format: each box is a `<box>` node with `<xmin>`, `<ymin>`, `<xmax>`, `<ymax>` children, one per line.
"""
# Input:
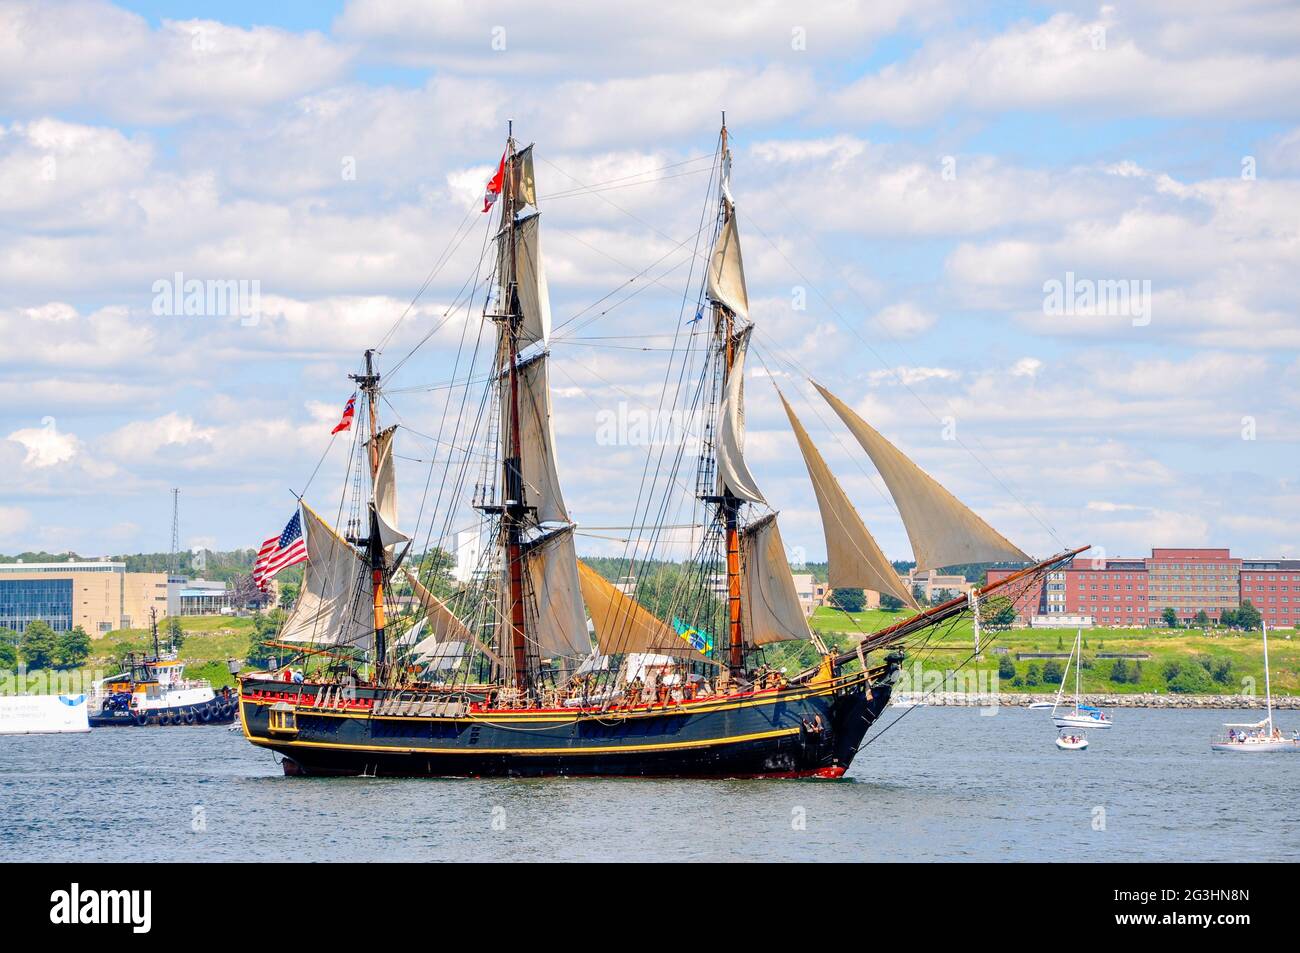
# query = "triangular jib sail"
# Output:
<box><xmin>777</xmin><ymin>388</ymin><xmax>917</xmax><ymax>608</ymax></box>
<box><xmin>812</xmin><ymin>381</ymin><xmax>1030</xmax><ymax>572</ymax></box>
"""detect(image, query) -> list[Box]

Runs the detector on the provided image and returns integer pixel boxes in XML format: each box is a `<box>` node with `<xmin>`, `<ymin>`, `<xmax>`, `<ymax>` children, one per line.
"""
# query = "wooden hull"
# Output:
<box><xmin>238</xmin><ymin>668</ymin><xmax>894</xmax><ymax>778</ymax></box>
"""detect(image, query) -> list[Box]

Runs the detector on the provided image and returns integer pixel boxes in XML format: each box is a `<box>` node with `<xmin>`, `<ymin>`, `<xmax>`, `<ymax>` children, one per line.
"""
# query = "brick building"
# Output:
<box><xmin>988</xmin><ymin>547</ymin><xmax>1293</xmax><ymax>628</ymax></box>
<box><xmin>1240</xmin><ymin>559</ymin><xmax>1300</xmax><ymax>630</ymax></box>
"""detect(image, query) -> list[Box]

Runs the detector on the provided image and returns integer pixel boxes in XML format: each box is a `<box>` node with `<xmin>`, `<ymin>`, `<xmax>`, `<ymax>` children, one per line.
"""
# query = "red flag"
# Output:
<box><xmin>483</xmin><ymin>150</ymin><xmax>506</xmax><ymax>212</ymax></box>
<box><xmin>331</xmin><ymin>393</ymin><xmax>356</xmax><ymax>435</ymax></box>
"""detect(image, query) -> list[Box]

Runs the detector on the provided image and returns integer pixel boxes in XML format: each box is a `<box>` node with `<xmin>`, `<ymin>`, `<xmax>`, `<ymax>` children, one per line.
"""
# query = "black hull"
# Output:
<box><xmin>239</xmin><ymin>668</ymin><xmax>895</xmax><ymax>779</ymax></box>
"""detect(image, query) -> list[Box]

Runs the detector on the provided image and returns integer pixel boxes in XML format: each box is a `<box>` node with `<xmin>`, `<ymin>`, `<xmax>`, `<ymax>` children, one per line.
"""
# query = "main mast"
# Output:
<box><xmin>498</xmin><ymin>129</ymin><xmax>532</xmax><ymax>693</ymax></box>
<box><xmin>351</xmin><ymin>349</ymin><xmax>388</xmax><ymax>677</ymax></box>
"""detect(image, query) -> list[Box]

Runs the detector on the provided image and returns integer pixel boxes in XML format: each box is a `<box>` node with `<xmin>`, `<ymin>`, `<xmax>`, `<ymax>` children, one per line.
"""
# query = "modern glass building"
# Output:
<box><xmin>0</xmin><ymin>578</ymin><xmax>74</xmax><ymax>633</ymax></box>
<box><xmin>0</xmin><ymin>562</ymin><xmax>170</xmax><ymax>636</ymax></box>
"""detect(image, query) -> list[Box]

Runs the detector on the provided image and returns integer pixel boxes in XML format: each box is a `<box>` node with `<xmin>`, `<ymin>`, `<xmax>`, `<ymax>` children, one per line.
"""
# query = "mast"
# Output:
<box><xmin>351</xmin><ymin>349</ymin><xmax>388</xmax><ymax>674</ymax></box>
<box><xmin>713</xmin><ymin>118</ymin><xmax>745</xmax><ymax>674</ymax></box>
<box><xmin>499</xmin><ymin>128</ymin><xmax>531</xmax><ymax>692</ymax></box>
<box><xmin>1074</xmin><ymin>628</ymin><xmax>1081</xmax><ymax>715</ymax></box>
<box><xmin>1263</xmin><ymin>620</ymin><xmax>1273</xmax><ymax>734</ymax></box>
<box><xmin>151</xmin><ymin>607</ymin><xmax>160</xmax><ymax>659</ymax></box>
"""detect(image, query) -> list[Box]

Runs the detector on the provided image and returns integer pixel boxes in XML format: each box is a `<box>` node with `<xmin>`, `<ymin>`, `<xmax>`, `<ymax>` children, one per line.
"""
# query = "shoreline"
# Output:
<box><xmin>892</xmin><ymin>692</ymin><xmax>1299</xmax><ymax>709</ymax></box>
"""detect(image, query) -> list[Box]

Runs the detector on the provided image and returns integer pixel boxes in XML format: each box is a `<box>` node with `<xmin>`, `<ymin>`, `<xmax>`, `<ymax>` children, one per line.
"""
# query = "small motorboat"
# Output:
<box><xmin>1055</xmin><ymin>731</ymin><xmax>1088</xmax><ymax>750</ymax></box>
<box><xmin>1027</xmin><ymin>701</ymin><xmax>1055</xmax><ymax>710</ymax></box>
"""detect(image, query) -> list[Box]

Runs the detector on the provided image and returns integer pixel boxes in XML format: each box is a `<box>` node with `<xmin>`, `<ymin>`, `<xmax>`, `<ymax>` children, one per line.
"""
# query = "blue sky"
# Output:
<box><xmin>1</xmin><ymin>0</ymin><xmax>1297</xmax><ymax>565</ymax></box>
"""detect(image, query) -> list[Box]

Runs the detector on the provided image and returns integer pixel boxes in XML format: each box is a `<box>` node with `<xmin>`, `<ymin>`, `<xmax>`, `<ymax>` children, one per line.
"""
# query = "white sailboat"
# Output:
<box><xmin>1053</xmin><ymin>628</ymin><xmax>1113</xmax><ymax>730</ymax></box>
<box><xmin>1212</xmin><ymin>622</ymin><xmax>1300</xmax><ymax>753</ymax></box>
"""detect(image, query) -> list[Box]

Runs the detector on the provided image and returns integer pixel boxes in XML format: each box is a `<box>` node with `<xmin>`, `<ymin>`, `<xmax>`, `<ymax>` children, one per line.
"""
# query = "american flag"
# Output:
<box><xmin>254</xmin><ymin>510</ymin><xmax>308</xmax><ymax>592</ymax></box>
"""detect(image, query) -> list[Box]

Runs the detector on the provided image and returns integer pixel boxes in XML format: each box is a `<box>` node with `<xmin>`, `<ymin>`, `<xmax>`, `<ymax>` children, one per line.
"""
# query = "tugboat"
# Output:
<box><xmin>88</xmin><ymin>609</ymin><xmax>236</xmax><ymax>727</ymax></box>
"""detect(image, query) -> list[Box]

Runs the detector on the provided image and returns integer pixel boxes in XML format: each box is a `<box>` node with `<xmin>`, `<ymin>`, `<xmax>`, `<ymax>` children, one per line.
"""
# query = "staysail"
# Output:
<box><xmin>403</xmin><ymin>567</ymin><xmax>502</xmax><ymax>666</ymax></box>
<box><xmin>740</xmin><ymin>513</ymin><xmax>813</xmax><ymax>645</ymax></box>
<box><xmin>777</xmin><ymin>388</ymin><xmax>917</xmax><ymax>608</ymax></box>
<box><xmin>279</xmin><ymin>503</ymin><xmax>375</xmax><ymax>649</ymax></box>
<box><xmin>715</xmin><ymin>325</ymin><xmax>765</xmax><ymax>505</ymax></box>
<box><xmin>576</xmin><ymin>561</ymin><xmax>708</xmax><ymax>661</ymax></box>
<box><xmin>812</xmin><ymin>382</ymin><xmax>1030</xmax><ymax>572</ymax></box>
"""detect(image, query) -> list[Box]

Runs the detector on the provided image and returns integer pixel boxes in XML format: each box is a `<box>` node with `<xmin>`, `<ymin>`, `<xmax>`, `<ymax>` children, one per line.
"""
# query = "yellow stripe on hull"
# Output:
<box><xmin>246</xmin><ymin>725</ymin><xmax>803</xmax><ymax>757</ymax></box>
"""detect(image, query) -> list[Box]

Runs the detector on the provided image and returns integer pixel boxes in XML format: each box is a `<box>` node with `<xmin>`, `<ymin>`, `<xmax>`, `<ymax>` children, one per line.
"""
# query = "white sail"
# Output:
<box><xmin>576</xmin><ymin>560</ymin><xmax>707</xmax><ymax>661</ymax></box>
<box><xmin>370</xmin><ymin>425</ymin><xmax>411</xmax><ymax>555</ymax></box>
<box><xmin>715</xmin><ymin>325</ymin><xmax>766</xmax><ymax>505</ymax></box>
<box><xmin>504</xmin><ymin>352</ymin><xmax>568</xmax><ymax>524</ymax></box>
<box><xmin>740</xmin><ymin>513</ymin><xmax>812</xmax><ymax>645</ymax></box>
<box><xmin>777</xmin><ymin>388</ymin><xmax>917</xmax><ymax>608</ymax></box>
<box><xmin>707</xmin><ymin>208</ymin><xmax>749</xmax><ymax>320</ymax></box>
<box><xmin>510</xmin><ymin>526</ymin><xmax>591</xmax><ymax>661</ymax></box>
<box><xmin>497</xmin><ymin>212</ymin><xmax>550</xmax><ymax>348</ymax></box>
<box><xmin>279</xmin><ymin>503</ymin><xmax>374</xmax><ymax>650</ymax></box>
<box><xmin>813</xmin><ymin>381</ymin><xmax>1031</xmax><ymax>572</ymax></box>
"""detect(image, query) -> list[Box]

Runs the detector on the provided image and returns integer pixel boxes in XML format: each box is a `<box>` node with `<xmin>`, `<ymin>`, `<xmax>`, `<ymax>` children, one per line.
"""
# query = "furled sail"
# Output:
<box><xmin>740</xmin><ymin>513</ymin><xmax>812</xmax><ymax>645</ymax></box>
<box><xmin>279</xmin><ymin>503</ymin><xmax>374</xmax><ymax>649</ymax></box>
<box><xmin>777</xmin><ymin>389</ymin><xmax>917</xmax><ymax>608</ymax></box>
<box><xmin>497</xmin><ymin>212</ymin><xmax>550</xmax><ymax>347</ymax></box>
<box><xmin>512</xmin><ymin>526</ymin><xmax>591</xmax><ymax>660</ymax></box>
<box><xmin>369</xmin><ymin>425</ymin><xmax>411</xmax><ymax>555</ymax></box>
<box><xmin>812</xmin><ymin>382</ymin><xmax>1031</xmax><ymax>572</ymax></box>
<box><xmin>707</xmin><ymin>207</ymin><xmax>749</xmax><ymax>320</ymax></box>
<box><xmin>504</xmin><ymin>352</ymin><xmax>568</xmax><ymax>524</ymax></box>
<box><xmin>715</xmin><ymin>325</ymin><xmax>766</xmax><ymax>505</ymax></box>
<box><xmin>576</xmin><ymin>561</ymin><xmax>708</xmax><ymax>662</ymax></box>
<box><xmin>512</xmin><ymin>144</ymin><xmax>537</xmax><ymax>208</ymax></box>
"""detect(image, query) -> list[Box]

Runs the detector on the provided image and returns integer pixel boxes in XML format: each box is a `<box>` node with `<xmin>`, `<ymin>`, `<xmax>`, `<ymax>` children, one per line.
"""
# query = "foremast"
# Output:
<box><xmin>704</xmin><ymin>118</ymin><xmax>756</xmax><ymax>676</ymax></box>
<box><xmin>350</xmin><ymin>349</ymin><xmax>389</xmax><ymax>674</ymax></box>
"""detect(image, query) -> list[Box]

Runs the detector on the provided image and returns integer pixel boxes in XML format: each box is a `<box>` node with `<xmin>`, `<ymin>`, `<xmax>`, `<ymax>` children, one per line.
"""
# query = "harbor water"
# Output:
<box><xmin>1</xmin><ymin>706</ymin><xmax>1295</xmax><ymax>862</ymax></box>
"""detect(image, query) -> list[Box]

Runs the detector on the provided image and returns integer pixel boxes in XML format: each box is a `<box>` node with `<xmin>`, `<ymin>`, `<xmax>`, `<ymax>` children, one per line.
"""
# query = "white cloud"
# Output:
<box><xmin>870</xmin><ymin>303</ymin><xmax>936</xmax><ymax>338</ymax></box>
<box><xmin>831</xmin><ymin>7</ymin><xmax>1300</xmax><ymax>123</ymax></box>
<box><xmin>7</xmin><ymin>422</ymin><xmax>80</xmax><ymax>468</ymax></box>
<box><xmin>0</xmin><ymin>2</ymin><xmax>352</xmax><ymax>122</ymax></box>
<box><xmin>336</xmin><ymin>0</ymin><xmax>938</xmax><ymax>74</ymax></box>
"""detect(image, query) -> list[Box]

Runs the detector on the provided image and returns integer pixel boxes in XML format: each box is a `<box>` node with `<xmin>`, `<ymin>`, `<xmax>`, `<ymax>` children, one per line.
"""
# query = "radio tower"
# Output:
<box><xmin>169</xmin><ymin>488</ymin><xmax>180</xmax><ymax>578</ymax></box>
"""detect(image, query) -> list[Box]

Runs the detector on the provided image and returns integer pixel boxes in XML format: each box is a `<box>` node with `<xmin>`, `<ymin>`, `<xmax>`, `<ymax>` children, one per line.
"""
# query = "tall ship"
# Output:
<box><xmin>238</xmin><ymin>122</ymin><xmax>1083</xmax><ymax>777</ymax></box>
